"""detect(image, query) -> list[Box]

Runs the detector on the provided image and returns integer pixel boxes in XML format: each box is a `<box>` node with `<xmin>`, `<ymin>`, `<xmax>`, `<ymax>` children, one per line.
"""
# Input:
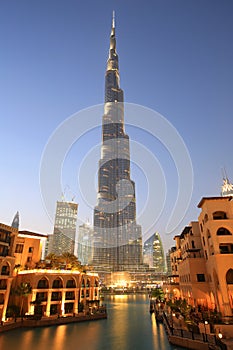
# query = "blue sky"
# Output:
<box><xmin>1</xmin><ymin>0</ymin><xmax>233</xmax><ymax>253</ymax></box>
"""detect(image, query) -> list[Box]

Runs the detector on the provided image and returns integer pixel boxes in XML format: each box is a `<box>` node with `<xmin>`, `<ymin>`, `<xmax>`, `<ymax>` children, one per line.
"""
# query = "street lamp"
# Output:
<box><xmin>204</xmin><ymin>320</ymin><xmax>208</xmax><ymax>342</ymax></box>
<box><xmin>218</xmin><ymin>330</ymin><xmax>223</xmax><ymax>339</ymax></box>
<box><xmin>171</xmin><ymin>312</ymin><xmax>175</xmax><ymax>330</ymax></box>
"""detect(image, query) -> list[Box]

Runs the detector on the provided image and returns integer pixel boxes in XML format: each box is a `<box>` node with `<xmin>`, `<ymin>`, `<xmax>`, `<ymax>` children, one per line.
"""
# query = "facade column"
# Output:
<box><xmin>28</xmin><ymin>290</ymin><xmax>37</xmax><ymax>315</ymax></box>
<box><xmin>74</xmin><ymin>289</ymin><xmax>78</xmax><ymax>315</ymax></box>
<box><xmin>61</xmin><ymin>290</ymin><xmax>66</xmax><ymax>315</ymax></box>
<box><xmin>45</xmin><ymin>290</ymin><xmax>52</xmax><ymax>317</ymax></box>
<box><xmin>2</xmin><ymin>278</ymin><xmax>12</xmax><ymax>322</ymax></box>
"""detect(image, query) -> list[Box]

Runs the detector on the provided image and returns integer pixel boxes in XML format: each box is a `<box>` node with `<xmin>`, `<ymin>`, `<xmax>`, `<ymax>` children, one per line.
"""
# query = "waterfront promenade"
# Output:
<box><xmin>0</xmin><ymin>307</ymin><xmax>107</xmax><ymax>333</ymax></box>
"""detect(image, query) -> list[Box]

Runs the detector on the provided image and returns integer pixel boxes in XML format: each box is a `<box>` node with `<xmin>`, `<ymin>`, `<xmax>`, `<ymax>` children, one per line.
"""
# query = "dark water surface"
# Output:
<box><xmin>0</xmin><ymin>294</ymin><xmax>184</xmax><ymax>350</ymax></box>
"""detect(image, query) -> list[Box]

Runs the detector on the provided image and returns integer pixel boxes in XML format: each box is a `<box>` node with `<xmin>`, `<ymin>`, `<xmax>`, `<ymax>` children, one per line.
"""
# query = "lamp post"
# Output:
<box><xmin>218</xmin><ymin>330</ymin><xmax>223</xmax><ymax>339</ymax></box>
<box><xmin>171</xmin><ymin>312</ymin><xmax>175</xmax><ymax>333</ymax></box>
<box><xmin>204</xmin><ymin>320</ymin><xmax>208</xmax><ymax>342</ymax></box>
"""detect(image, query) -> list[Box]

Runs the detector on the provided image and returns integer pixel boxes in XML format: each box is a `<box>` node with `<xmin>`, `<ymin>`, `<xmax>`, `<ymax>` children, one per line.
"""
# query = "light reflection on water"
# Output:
<box><xmin>0</xmin><ymin>295</ymin><xmax>183</xmax><ymax>350</ymax></box>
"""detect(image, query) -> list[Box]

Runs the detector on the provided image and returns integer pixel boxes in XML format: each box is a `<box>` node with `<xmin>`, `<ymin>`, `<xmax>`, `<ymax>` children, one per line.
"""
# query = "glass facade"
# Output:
<box><xmin>143</xmin><ymin>232</ymin><xmax>166</xmax><ymax>272</ymax></box>
<box><xmin>48</xmin><ymin>201</ymin><xmax>78</xmax><ymax>255</ymax></box>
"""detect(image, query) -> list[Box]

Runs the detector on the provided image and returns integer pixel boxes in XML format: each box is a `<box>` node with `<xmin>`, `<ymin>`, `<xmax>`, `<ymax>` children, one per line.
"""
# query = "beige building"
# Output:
<box><xmin>165</xmin><ymin>196</ymin><xmax>233</xmax><ymax>317</ymax></box>
<box><xmin>0</xmin><ymin>223</ymin><xmax>18</xmax><ymax>321</ymax></box>
<box><xmin>13</xmin><ymin>270</ymin><xmax>99</xmax><ymax>317</ymax></box>
<box><xmin>0</xmin><ymin>221</ymin><xmax>100</xmax><ymax>322</ymax></box>
<box><xmin>198</xmin><ymin>196</ymin><xmax>233</xmax><ymax>316</ymax></box>
<box><xmin>14</xmin><ymin>230</ymin><xmax>47</xmax><ymax>269</ymax></box>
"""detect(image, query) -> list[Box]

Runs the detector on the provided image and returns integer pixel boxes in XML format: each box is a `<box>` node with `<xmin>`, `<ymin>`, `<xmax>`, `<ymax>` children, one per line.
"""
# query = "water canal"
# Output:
<box><xmin>0</xmin><ymin>294</ymin><xmax>184</xmax><ymax>350</ymax></box>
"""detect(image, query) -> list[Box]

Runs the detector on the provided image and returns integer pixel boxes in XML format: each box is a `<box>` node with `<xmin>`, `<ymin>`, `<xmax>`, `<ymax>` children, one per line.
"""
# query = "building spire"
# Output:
<box><xmin>112</xmin><ymin>10</ymin><xmax>115</xmax><ymax>29</ymax></box>
<box><xmin>110</xmin><ymin>10</ymin><xmax>116</xmax><ymax>51</ymax></box>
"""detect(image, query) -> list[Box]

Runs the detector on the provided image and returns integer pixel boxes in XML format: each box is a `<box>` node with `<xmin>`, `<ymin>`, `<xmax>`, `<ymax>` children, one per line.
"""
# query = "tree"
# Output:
<box><xmin>151</xmin><ymin>288</ymin><xmax>165</xmax><ymax>301</ymax></box>
<box><xmin>12</xmin><ymin>282</ymin><xmax>32</xmax><ymax>316</ymax></box>
<box><xmin>61</xmin><ymin>252</ymin><xmax>82</xmax><ymax>270</ymax></box>
<box><xmin>45</xmin><ymin>253</ymin><xmax>60</xmax><ymax>268</ymax></box>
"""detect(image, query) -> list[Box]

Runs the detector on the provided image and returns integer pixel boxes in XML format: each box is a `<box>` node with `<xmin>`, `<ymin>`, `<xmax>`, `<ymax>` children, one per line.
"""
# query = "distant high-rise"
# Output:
<box><xmin>92</xmin><ymin>13</ymin><xmax>143</xmax><ymax>271</ymax></box>
<box><xmin>48</xmin><ymin>200</ymin><xmax>78</xmax><ymax>256</ymax></box>
<box><xmin>143</xmin><ymin>232</ymin><xmax>165</xmax><ymax>272</ymax></box>
<box><xmin>77</xmin><ymin>221</ymin><xmax>94</xmax><ymax>266</ymax></box>
<box><xmin>221</xmin><ymin>177</ymin><xmax>233</xmax><ymax>197</ymax></box>
<box><xmin>11</xmin><ymin>211</ymin><xmax>19</xmax><ymax>229</ymax></box>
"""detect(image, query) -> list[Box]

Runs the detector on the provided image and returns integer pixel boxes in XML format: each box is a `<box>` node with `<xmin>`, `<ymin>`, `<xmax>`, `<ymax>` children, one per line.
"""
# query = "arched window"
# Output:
<box><xmin>66</xmin><ymin>278</ymin><xmax>76</xmax><ymax>288</ymax></box>
<box><xmin>213</xmin><ymin>211</ymin><xmax>227</xmax><ymax>220</ymax></box>
<box><xmin>52</xmin><ymin>277</ymin><xmax>63</xmax><ymax>289</ymax></box>
<box><xmin>204</xmin><ymin>214</ymin><xmax>208</xmax><ymax>223</ymax></box>
<box><xmin>226</xmin><ymin>269</ymin><xmax>233</xmax><ymax>284</ymax></box>
<box><xmin>217</xmin><ymin>227</ymin><xmax>232</xmax><ymax>236</ymax></box>
<box><xmin>86</xmin><ymin>279</ymin><xmax>90</xmax><ymax>288</ymax></box>
<box><xmin>82</xmin><ymin>279</ymin><xmax>85</xmax><ymax>288</ymax></box>
<box><xmin>37</xmin><ymin>277</ymin><xmax>49</xmax><ymax>289</ymax></box>
<box><xmin>95</xmin><ymin>279</ymin><xmax>98</xmax><ymax>287</ymax></box>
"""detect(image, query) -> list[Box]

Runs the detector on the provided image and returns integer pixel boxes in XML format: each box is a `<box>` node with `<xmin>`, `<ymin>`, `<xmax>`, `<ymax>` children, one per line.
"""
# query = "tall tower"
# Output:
<box><xmin>93</xmin><ymin>13</ymin><xmax>143</xmax><ymax>272</ymax></box>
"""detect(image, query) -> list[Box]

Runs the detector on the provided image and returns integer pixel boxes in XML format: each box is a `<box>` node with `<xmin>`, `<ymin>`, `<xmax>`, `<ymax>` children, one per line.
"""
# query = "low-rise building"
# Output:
<box><xmin>15</xmin><ymin>230</ymin><xmax>47</xmax><ymax>269</ymax></box>
<box><xmin>164</xmin><ymin>196</ymin><xmax>233</xmax><ymax>317</ymax></box>
<box><xmin>0</xmin><ymin>223</ymin><xmax>18</xmax><ymax>321</ymax></box>
<box><xmin>198</xmin><ymin>196</ymin><xmax>233</xmax><ymax>316</ymax></box>
<box><xmin>12</xmin><ymin>270</ymin><xmax>99</xmax><ymax>317</ymax></box>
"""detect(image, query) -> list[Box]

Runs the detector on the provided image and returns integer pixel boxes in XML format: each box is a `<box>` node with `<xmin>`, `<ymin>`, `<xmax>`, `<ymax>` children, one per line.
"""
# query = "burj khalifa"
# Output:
<box><xmin>93</xmin><ymin>13</ymin><xmax>143</xmax><ymax>272</ymax></box>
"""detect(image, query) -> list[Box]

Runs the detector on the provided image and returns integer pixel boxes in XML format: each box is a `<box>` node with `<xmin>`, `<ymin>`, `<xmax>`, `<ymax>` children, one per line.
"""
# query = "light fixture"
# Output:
<box><xmin>218</xmin><ymin>331</ymin><xmax>223</xmax><ymax>339</ymax></box>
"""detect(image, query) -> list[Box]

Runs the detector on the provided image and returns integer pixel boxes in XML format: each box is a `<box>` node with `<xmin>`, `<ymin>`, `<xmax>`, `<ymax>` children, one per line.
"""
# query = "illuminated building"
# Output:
<box><xmin>77</xmin><ymin>222</ymin><xmax>94</xmax><ymax>265</ymax></box>
<box><xmin>164</xmin><ymin>197</ymin><xmax>233</xmax><ymax>316</ymax></box>
<box><xmin>221</xmin><ymin>176</ymin><xmax>233</xmax><ymax>197</ymax></box>
<box><xmin>198</xmin><ymin>197</ymin><xmax>233</xmax><ymax>316</ymax></box>
<box><xmin>13</xmin><ymin>270</ymin><xmax>99</xmax><ymax>317</ymax></box>
<box><xmin>15</xmin><ymin>230</ymin><xmax>47</xmax><ymax>268</ymax></box>
<box><xmin>93</xmin><ymin>13</ymin><xmax>143</xmax><ymax>272</ymax></box>
<box><xmin>0</xmin><ymin>223</ymin><xmax>18</xmax><ymax>321</ymax></box>
<box><xmin>143</xmin><ymin>232</ymin><xmax>165</xmax><ymax>272</ymax></box>
<box><xmin>48</xmin><ymin>200</ymin><xmax>78</xmax><ymax>256</ymax></box>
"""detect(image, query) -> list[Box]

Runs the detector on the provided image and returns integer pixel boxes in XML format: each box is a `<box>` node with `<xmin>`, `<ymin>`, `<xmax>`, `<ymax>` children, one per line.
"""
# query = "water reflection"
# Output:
<box><xmin>0</xmin><ymin>295</ymin><xmax>183</xmax><ymax>350</ymax></box>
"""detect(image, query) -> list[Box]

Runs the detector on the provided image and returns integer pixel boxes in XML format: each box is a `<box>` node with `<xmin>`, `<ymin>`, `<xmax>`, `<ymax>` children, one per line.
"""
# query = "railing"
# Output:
<box><xmin>163</xmin><ymin>312</ymin><xmax>227</xmax><ymax>350</ymax></box>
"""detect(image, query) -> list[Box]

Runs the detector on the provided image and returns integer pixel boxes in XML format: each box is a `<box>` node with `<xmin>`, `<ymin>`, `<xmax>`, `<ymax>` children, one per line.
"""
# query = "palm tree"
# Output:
<box><xmin>13</xmin><ymin>282</ymin><xmax>32</xmax><ymax>316</ymax></box>
<box><xmin>61</xmin><ymin>252</ymin><xmax>81</xmax><ymax>270</ymax></box>
<box><xmin>151</xmin><ymin>288</ymin><xmax>165</xmax><ymax>301</ymax></box>
<box><xmin>45</xmin><ymin>253</ymin><xmax>59</xmax><ymax>268</ymax></box>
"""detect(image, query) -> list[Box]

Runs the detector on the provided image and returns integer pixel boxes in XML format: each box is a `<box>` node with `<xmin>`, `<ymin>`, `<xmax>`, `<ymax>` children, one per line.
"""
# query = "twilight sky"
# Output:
<box><xmin>1</xmin><ymin>0</ymin><xmax>233</xmax><ymax>254</ymax></box>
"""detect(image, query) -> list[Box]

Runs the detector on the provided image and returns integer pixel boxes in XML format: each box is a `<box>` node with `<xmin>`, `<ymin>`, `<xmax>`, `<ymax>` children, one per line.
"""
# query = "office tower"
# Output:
<box><xmin>48</xmin><ymin>200</ymin><xmax>78</xmax><ymax>256</ymax></box>
<box><xmin>77</xmin><ymin>221</ymin><xmax>94</xmax><ymax>265</ymax></box>
<box><xmin>143</xmin><ymin>232</ymin><xmax>166</xmax><ymax>272</ymax></box>
<box><xmin>92</xmin><ymin>13</ymin><xmax>143</xmax><ymax>271</ymax></box>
